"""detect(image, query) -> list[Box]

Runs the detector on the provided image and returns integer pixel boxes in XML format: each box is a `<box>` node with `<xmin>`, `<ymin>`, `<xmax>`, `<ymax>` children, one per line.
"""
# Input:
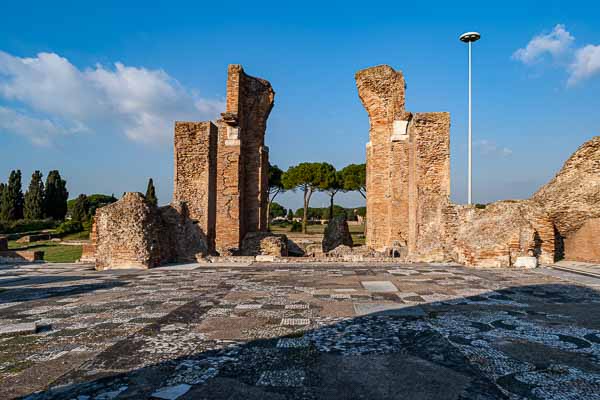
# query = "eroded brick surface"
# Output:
<box><xmin>532</xmin><ymin>137</ymin><xmax>600</xmax><ymax>262</ymax></box>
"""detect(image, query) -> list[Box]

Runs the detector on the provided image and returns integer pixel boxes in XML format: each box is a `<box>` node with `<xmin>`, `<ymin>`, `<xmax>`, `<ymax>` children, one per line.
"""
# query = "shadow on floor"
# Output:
<box><xmin>8</xmin><ymin>282</ymin><xmax>600</xmax><ymax>400</ymax></box>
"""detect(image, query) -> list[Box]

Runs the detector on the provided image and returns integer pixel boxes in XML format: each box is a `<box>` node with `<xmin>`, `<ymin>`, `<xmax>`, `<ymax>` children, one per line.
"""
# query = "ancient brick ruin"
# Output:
<box><xmin>356</xmin><ymin>65</ymin><xmax>451</xmax><ymax>260</ymax></box>
<box><xmin>90</xmin><ymin>65</ymin><xmax>275</xmax><ymax>269</ymax></box>
<box><xmin>86</xmin><ymin>63</ymin><xmax>598</xmax><ymax>270</ymax></box>
<box><xmin>356</xmin><ymin>65</ymin><xmax>599</xmax><ymax>267</ymax></box>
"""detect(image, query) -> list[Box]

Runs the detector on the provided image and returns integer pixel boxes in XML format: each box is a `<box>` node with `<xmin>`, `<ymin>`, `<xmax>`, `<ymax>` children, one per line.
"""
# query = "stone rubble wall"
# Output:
<box><xmin>531</xmin><ymin>136</ymin><xmax>600</xmax><ymax>262</ymax></box>
<box><xmin>240</xmin><ymin>232</ymin><xmax>288</xmax><ymax>256</ymax></box>
<box><xmin>446</xmin><ymin>201</ymin><xmax>555</xmax><ymax>267</ymax></box>
<box><xmin>94</xmin><ymin>193</ymin><xmax>165</xmax><ymax>270</ymax></box>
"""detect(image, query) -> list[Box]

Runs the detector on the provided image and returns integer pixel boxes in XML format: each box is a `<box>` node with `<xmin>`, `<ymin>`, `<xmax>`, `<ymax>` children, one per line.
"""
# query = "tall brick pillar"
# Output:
<box><xmin>173</xmin><ymin>121</ymin><xmax>218</xmax><ymax>252</ymax></box>
<box><xmin>356</xmin><ymin>65</ymin><xmax>450</xmax><ymax>260</ymax></box>
<box><xmin>215</xmin><ymin>65</ymin><xmax>275</xmax><ymax>254</ymax></box>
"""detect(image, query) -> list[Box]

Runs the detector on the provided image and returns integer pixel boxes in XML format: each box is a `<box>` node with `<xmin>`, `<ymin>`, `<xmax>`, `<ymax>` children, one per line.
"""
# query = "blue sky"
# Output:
<box><xmin>1</xmin><ymin>0</ymin><xmax>599</xmax><ymax>211</ymax></box>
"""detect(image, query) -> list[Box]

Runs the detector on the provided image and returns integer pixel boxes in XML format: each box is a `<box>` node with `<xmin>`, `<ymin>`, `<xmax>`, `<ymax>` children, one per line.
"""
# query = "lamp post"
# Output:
<box><xmin>459</xmin><ymin>31</ymin><xmax>481</xmax><ymax>205</ymax></box>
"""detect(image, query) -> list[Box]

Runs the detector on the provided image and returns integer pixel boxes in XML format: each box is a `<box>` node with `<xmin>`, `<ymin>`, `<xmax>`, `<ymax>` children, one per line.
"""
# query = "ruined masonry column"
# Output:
<box><xmin>356</xmin><ymin>65</ymin><xmax>410</xmax><ymax>253</ymax></box>
<box><xmin>215</xmin><ymin>65</ymin><xmax>275</xmax><ymax>254</ymax></box>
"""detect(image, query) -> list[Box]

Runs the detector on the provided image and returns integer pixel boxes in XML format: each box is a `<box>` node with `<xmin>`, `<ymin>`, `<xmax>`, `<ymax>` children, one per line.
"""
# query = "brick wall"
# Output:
<box><xmin>173</xmin><ymin>121</ymin><xmax>217</xmax><ymax>252</ymax></box>
<box><xmin>564</xmin><ymin>218</ymin><xmax>600</xmax><ymax>263</ymax></box>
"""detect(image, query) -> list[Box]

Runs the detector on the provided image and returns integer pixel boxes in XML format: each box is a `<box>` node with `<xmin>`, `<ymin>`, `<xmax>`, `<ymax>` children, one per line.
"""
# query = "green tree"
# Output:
<box><xmin>145</xmin><ymin>178</ymin><xmax>158</xmax><ymax>206</ymax></box>
<box><xmin>67</xmin><ymin>194</ymin><xmax>117</xmax><ymax>217</ymax></box>
<box><xmin>282</xmin><ymin>162</ymin><xmax>332</xmax><ymax>233</ymax></box>
<box><xmin>341</xmin><ymin>163</ymin><xmax>366</xmax><ymax>198</ymax></box>
<box><xmin>71</xmin><ymin>194</ymin><xmax>90</xmax><ymax>222</ymax></box>
<box><xmin>320</xmin><ymin>165</ymin><xmax>344</xmax><ymax>220</ymax></box>
<box><xmin>0</xmin><ymin>183</ymin><xmax>5</xmax><ymax>212</ymax></box>
<box><xmin>24</xmin><ymin>171</ymin><xmax>45</xmax><ymax>220</ymax></box>
<box><xmin>286</xmin><ymin>209</ymin><xmax>294</xmax><ymax>221</ymax></box>
<box><xmin>269</xmin><ymin>201</ymin><xmax>286</xmax><ymax>219</ymax></box>
<box><xmin>267</xmin><ymin>164</ymin><xmax>284</xmax><ymax>225</ymax></box>
<box><xmin>0</xmin><ymin>170</ymin><xmax>24</xmax><ymax>221</ymax></box>
<box><xmin>44</xmin><ymin>170</ymin><xmax>69</xmax><ymax>220</ymax></box>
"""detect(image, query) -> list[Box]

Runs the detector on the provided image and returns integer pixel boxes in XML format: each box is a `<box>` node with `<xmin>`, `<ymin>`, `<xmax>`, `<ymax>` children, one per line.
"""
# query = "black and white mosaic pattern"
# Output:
<box><xmin>1</xmin><ymin>261</ymin><xmax>600</xmax><ymax>399</ymax></box>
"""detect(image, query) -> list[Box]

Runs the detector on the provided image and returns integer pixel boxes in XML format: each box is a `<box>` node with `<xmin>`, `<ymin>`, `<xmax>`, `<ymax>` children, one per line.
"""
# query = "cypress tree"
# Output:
<box><xmin>145</xmin><ymin>178</ymin><xmax>158</xmax><ymax>206</ymax></box>
<box><xmin>24</xmin><ymin>171</ymin><xmax>45</xmax><ymax>220</ymax></box>
<box><xmin>0</xmin><ymin>170</ymin><xmax>24</xmax><ymax>221</ymax></box>
<box><xmin>71</xmin><ymin>194</ymin><xmax>89</xmax><ymax>223</ymax></box>
<box><xmin>44</xmin><ymin>170</ymin><xmax>69</xmax><ymax>220</ymax></box>
<box><xmin>0</xmin><ymin>183</ymin><xmax>5</xmax><ymax>215</ymax></box>
<box><xmin>0</xmin><ymin>183</ymin><xmax>5</xmax><ymax>221</ymax></box>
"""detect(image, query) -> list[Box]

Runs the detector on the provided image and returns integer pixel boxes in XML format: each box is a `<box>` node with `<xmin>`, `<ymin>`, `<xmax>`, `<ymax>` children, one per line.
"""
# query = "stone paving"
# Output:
<box><xmin>1</xmin><ymin>262</ymin><xmax>600</xmax><ymax>399</ymax></box>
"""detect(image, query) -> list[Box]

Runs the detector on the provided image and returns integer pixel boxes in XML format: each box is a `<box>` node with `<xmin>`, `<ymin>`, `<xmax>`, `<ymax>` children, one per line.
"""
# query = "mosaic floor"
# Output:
<box><xmin>1</xmin><ymin>262</ymin><xmax>600</xmax><ymax>399</ymax></box>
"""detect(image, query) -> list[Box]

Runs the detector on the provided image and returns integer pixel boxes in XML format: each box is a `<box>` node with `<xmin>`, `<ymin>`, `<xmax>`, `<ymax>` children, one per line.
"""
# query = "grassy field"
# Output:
<box><xmin>8</xmin><ymin>240</ymin><xmax>82</xmax><ymax>263</ymax></box>
<box><xmin>61</xmin><ymin>230</ymin><xmax>90</xmax><ymax>240</ymax></box>
<box><xmin>271</xmin><ymin>223</ymin><xmax>366</xmax><ymax>245</ymax></box>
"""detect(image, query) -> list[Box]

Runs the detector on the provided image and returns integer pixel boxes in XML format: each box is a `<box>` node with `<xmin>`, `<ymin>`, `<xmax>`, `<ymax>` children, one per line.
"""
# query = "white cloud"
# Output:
<box><xmin>513</xmin><ymin>25</ymin><xmax>600</xmax><ymax>86</ymax></box>
<box><xmin>0</xmin><ymin>51</ymin><xmax>225</xmax><ymax>145</ymax></box>
<box><xmin>512</xmin><ymin>24</ymin><xmax>574</xmax><ymax>64</ymax></box>
<box><xmin>568</xmin><ymin>45</ymin><xmax>600</xmax><ymax>86</ymax></box>
<box><xmin>0</xmin><ymin>106</ymin><xmax>84</xmax><ymax>146</ymax></box>
<box><xmin>475</xmin><ymin>139</ymin><xmax>513</xmax><ymax>157</ymax></box>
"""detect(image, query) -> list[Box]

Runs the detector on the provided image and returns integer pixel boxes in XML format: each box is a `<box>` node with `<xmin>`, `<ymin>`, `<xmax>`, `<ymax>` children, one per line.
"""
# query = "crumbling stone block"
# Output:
<box><xmin>322</xmin><ymin>216</ymin><xmax>353</xmax><ymax>253</ymax></box>
<box><xmin>327</xmin><ymin>244</ymin><xmax>353</xmax><ymax>257</ymax></box>
<box><xmin>446</xmin><ymin>201</ymin><xmax>555</xmax><ymax>267</ymax></box>
<box><xmin>0</xmin><ymin>250</ymin><xmax>44</xmax><ymax>263</ymax></box>
<box><xmin>240</xmin><ymin>232</ymin><xmax>288</xmax><ymax>256</ymax></box>
<box><xmin>95</xmin><ymin>192</ymin><xmax>166</xmax><ymax>270</ymax></box>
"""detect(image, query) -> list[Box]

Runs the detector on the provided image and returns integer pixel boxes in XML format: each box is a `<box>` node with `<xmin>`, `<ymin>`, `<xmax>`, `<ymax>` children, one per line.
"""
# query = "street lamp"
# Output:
<box><xmin>459</xmin><ymin>31</ymin><xmax>481</xmax><ymax>205</ymax></box>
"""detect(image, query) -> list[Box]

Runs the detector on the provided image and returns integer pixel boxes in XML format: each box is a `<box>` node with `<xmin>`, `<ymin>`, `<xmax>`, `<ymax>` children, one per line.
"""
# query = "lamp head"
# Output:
<box><xmin>460</xmin><ymin>32</ymin><xmax>481</xmax><ymax>43</ymax></box>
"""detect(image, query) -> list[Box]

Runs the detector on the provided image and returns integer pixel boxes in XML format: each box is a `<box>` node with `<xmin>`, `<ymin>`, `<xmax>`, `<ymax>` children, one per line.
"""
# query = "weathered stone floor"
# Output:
<box><xmin>2</xmin><ymin>262</ymin><xmax>600</xmax><ymax>399</ymax></box>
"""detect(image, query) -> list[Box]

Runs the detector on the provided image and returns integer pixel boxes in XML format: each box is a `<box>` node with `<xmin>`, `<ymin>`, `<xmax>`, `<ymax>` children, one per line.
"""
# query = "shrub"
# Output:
<box><xmin>290</xmin><ymin>221</ymin><xmax>302</xmax><ymax>232</ymax></box>
<box><xmin>55</xmin><ymin>220</ymin><xmax>84</xmax><ymax>236</ymax></box>
<box><xmin>0</xmin><ymin>218</ymin><xmax>58</xmax><ymax>234</ymax></box>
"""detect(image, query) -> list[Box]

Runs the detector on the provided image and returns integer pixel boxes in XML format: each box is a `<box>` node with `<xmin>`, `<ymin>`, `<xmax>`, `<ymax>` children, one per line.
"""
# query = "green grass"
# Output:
<box><xmin>7</xmin><ymin>240</ymin><xmax>82</xmax><ymax>263</ymax></box>
<box><xmin>271</xmin><ymin>223</ymin><xmax>366</xmax><ymax>245</ymax></box>
<box><xmin>61</xmin><ymin>230</ymin><xmax>90</xmax><ymax>240</ymax></box>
